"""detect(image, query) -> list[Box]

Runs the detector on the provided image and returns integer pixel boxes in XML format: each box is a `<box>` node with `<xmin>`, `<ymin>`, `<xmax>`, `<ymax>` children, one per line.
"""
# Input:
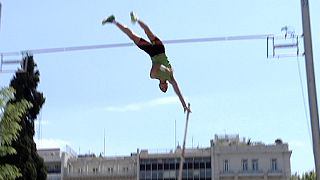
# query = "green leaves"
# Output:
<box><xmin>0</xmin><ymin>164</ymin><xmax>22</xmax><ymax>180</ymax></box>
<box><xmin>0</xmin><ymin>87</ymin><xmax>32</xmax><ymax>147</ymax></box>
<box><xmin>302</xmin><ymin>171</ymin><xmax>316</xmax><ymax>180</ymax></box>
<box><xmin>291</xmin><ymin>171</ymin><xmax>316</xmax><ymax>180</ymax></box>
<box><xmin>0</xmin><ymin>87</ymin><xmax>32</xmax><ymax>180</ymax></box>
<box><xmin>4</xmin><ymin>55</ymin><xmax>47</xmax><ymax>179</ymax></box>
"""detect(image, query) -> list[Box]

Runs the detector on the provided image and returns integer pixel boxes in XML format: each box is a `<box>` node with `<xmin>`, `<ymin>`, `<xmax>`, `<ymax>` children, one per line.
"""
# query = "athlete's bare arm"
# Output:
<box><xmin>168</xmin><ymin>76</ymin><xmax>191</xmax><ymax>113</ymax></box>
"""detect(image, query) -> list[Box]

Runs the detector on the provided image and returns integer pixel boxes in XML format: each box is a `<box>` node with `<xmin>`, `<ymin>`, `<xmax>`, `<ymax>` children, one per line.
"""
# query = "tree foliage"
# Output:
<box><xmin>291</xmin><ymin>171</ymin><xmax>316</xmax><ymax>180</ymax></box>
<box><xmin>0</xmin><ymin>87</ymin><xmax>32</xmax><ymax>180</ymax></box>
<box><xmin>301</xmin><ymin>171</ymin><xmax>316</xmax><ymax>180</ymax></box>
<box><xmin>0</xmin><ymin>55</ymin><xmax>47</xmax><ymax>180</ymax></box>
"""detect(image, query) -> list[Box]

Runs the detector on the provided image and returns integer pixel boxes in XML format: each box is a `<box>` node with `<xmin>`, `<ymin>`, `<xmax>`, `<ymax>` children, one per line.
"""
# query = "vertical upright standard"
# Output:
<box><xmin>178</xmin><ymin>103</ymin><xmax>191</xmax><ymax>180</ymax></box>
<box><xmin>300</xmin><ymin>0</ymin><xmax>320</xmax><ymax>178</ymax></box>
<box><xmin>0</xmin><ymin>2</ymin><xmax>2</xmax><ymax>30</ymax></box>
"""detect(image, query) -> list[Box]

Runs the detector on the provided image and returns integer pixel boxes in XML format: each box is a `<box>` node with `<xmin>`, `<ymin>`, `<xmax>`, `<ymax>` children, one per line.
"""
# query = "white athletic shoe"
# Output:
<box><xmin>130</xmin><ymin>11</ymin><xmax>138</xmax><ymax>24</ymax></box>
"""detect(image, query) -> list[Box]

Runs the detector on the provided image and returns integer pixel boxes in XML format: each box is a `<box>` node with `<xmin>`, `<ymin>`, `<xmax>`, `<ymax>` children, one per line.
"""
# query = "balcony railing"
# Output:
<box><xmin>220</xmin><ymin>170</ymin><xmax>280</xmax><ymax>177</ymax></box>
<box><xmin>238</xmin><ymin>170</ymin><xmax>264</xmax><ymax>176</ymax></box>
<box><xmin>268</xmin><ymin>170</ymin><xmax>283</xmax><ymax>176</ymax></box>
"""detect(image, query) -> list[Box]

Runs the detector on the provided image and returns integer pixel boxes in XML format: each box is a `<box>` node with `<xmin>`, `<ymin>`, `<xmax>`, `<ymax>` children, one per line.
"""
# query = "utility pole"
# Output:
<box><xmin>0</xmin><ymin>2</ymin><xmax>2</xmax><ymax>30</ymax></box>
<box><xmin>300</xmin><ymin>0</ymin><xmax>320</xmax><ymax>178</ymax></box>
<box><xmin>104</xmin><ymin>129</ymin><xmax>106</xmax><ymax>156</ymax></box>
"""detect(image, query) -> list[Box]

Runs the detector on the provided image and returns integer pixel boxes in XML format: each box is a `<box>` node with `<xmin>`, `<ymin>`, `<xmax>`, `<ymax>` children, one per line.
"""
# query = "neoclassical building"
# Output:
<box><xmin>38</xmin><ymin>134</ymin><xmax>291</xmax><ymax>180</ymax></box>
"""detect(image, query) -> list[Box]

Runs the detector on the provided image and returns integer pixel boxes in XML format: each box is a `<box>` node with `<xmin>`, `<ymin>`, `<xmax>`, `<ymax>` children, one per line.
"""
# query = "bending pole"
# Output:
<box><xmin>178</xmin><ymin>103</ymin><xmax>191</xmax><ymax>180</ymax></box>
<box><xmin>300</xmin><ymin>0</ymin><xmax>320</xmax><ymax>178</ymax></box>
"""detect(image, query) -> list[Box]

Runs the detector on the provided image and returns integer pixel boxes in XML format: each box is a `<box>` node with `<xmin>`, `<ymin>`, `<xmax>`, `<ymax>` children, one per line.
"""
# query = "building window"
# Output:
<box><xmin>252</xmin><ymin>159</ymin><xmax>259</xmax><ymax>171</ymax></box>
<box><xmin>271</xmin><ymin>159</ymin><xmax>278</xmax><ymax>171</ymax></box>
<box><xmin>223</xmin><ymin>160</ymin><xmax>229</xmax><ymax>172</ymax></box>
<box><xmin>139</xmin><ymin>157</ymin><xmax>212</xmax><ymax>179</ymax></box>
<box><xmin>146</xmin><ymin>163</ymin><xmax>151</xmax><ymax>170</ymax></box>
<box><xmin>242</xmin><ymin>159</ymin><xmax>248</xmax><ymax>171</ymax></box>
<box><xmin>78</xmin><ymin>168</ymin><xmax>83</xmax><ymax>174</ymax></box>
<box><xmin>139</xmin><ymin>157</ymin><xmax>211</xmax><ymax>180</ymax></box>
<box><xmin>93</xmin><ymin>167</ymin><xmax>98</xmax><ymax>174</ymax></box>
<box><xmin>123</xmin><ymin>167</ymin><xmax>129</xmax><ymax>172</ymax></box>
<box><xmin>108</xmin><ymin>167</ymin><xmax>113</xmax><ymax>173</ymax></box>
<box><xmin>140</xmin><ymin>164</ymin><xmax>146</xmax><ymax>171</ymax></box>
<box><xmin>68</xmin><ymin>164</ymin><xmax>71</xmax><ymax>173</ymax></box>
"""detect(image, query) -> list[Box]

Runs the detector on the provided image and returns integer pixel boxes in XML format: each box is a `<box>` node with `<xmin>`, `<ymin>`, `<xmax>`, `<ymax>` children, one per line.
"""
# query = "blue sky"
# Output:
<box><xmin>0</xmin><ymin>0</ymin><xmax>319</xmax><ymax>175</ymax></box>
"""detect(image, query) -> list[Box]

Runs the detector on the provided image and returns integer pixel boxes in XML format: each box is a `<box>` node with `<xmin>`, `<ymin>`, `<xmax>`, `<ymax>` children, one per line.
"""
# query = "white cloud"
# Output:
<box><xmin>35</xmin><ymin>138</ymin><xmax>70</xmax><ymax>149</ymax></box>
<box><xmin>105</xmin><ymin>96</ymin><xmax>179</xmax><ymax>112</ymax></box>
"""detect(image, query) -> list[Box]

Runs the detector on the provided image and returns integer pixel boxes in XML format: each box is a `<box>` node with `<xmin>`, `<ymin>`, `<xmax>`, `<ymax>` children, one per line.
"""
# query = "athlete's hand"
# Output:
<box><xmin>184</xmin><ymin>106</ymin><xmax>191</xmax><ymax>113</ymax></box>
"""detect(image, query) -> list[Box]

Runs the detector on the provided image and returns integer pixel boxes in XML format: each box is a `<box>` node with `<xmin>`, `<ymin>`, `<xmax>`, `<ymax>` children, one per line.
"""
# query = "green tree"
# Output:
<box><xmin>1</xmin><ymin>55</ymin><xmax>47</xmax><ymax>179</ymax></box>
<box><xmin>301</xmin><ymin>171</ymin><xmax>316</xmax><ymax>180</ymax></box>
<box><xmin>0</xmin><ymin>87</ymin><xmax>31</xmax><ymax>180</ymax></box>
<box><xmin>291</xmin><ymin>173</ymin><xmax>301</xmax><ymax>180</ymax></box>
<box><xmin>291</xmin><ymin>171</ymin><xmax>316</xmax><ymax>180</ymax></box>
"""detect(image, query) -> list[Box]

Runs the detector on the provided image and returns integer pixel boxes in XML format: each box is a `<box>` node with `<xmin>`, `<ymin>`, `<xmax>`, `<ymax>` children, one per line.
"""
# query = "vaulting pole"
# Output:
<box><xmin>178</xmin><ymin>103</ymin><xmax>191</xmax><ymax>180</ymax></box>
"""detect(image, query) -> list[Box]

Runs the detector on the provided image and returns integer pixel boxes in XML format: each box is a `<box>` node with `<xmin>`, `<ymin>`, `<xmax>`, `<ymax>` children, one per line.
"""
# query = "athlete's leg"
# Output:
<box><xmin>103</xmin><ymin>15</ymin><xmax>141</xmax><ymax>44</ymax></box>
<box><xmin>115</xmin><ymin>21</ymin><xmax>159</xmax><ymax>58</ymax></box>
<box><xmin>137</xmin><ymin>20</ymin><xmax>157</xmax><ymax>42</ymax></box>
<box><xmin>138</xmin><ymin>20</ymin><xmax>165</xmax><ymax>55</ymax></box>
<box><xmin>130</xmin><ymin>12</ymin><xmax>157</xmax><ymax>42</ymax></box>
<box><xmin>102</xmin><ymin>15</ymin><xmax>155</xmax><ymax>56</ymax></box>
<box><xmin>131</xmin><ymin>13</ymin><xmax>164</xmax><ymax>47</ymax></box>
<box><xmin>114</xmin><ymin>21</ymin><xmax>141</xmax><ymax>44</ymax></box>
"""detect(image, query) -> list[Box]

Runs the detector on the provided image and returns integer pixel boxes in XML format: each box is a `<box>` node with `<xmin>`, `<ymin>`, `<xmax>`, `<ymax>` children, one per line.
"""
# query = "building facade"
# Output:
<box><xmin>138</xmin><ymin>148</ymin><xmax>212</xmax><ymax>180</ymax></box>
<box><xmin>37</xmin><ymin>147</ymin><xmax>76</xmax><ymax>180</ymax></box>
<box><xmin>211</xmin><ymin>135</ymin><xmax>291</xmax><ymax>180</ymax></box>
<box><xmin>65</xmin><ymin>155</ymin><xmax>137</xmax><ymax>180</ymax></box>
<box><xmin>38</xmin><ymin>134</ymin><xmax>291</xmax><ymax>180</ymax></box>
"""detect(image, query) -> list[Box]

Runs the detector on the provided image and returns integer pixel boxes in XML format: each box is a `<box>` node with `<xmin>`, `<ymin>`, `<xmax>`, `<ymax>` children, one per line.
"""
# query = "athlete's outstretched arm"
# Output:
<box><xmin>169</xmin><ymin>76</ymin><xmax>191</xmax><ymax>113</ymax></box>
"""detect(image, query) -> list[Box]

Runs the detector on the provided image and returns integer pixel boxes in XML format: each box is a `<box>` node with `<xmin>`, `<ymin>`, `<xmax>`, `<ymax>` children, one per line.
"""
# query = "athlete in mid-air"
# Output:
<box><xmin>102</xmin><ymin>12</ymin><xmax>191</xmax><ymax>113</ymax></box>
